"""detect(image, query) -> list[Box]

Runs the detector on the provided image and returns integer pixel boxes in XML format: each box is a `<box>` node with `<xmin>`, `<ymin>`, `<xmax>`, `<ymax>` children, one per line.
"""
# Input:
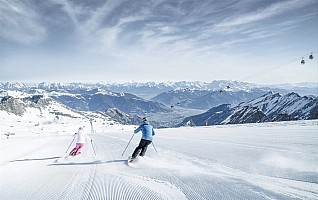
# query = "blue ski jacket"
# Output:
<box><xmin>134</xmin><ymin>121</ymin><xmax>155</xmax><ymax>141</ymax></box>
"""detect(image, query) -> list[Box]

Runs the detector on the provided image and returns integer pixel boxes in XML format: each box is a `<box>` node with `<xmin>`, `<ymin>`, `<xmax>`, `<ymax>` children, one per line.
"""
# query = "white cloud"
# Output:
<box><xmin>2</xmin><ymin>0</ymin><xmax>317</xmax><ymax>83</ymax></box>
<box><xmin>215</xmin><ymin>0</ymin><xmax>315</xmax><ymax>28</ymax></box>
<box><xmin>0</xmin><ymin>0</ymin><xmax>46</xmax><ymax>44</ymax></box>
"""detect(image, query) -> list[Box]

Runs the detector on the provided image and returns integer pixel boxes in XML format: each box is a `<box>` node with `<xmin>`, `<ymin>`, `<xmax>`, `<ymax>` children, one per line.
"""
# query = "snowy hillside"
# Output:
<box><xmin>180</xmin><ymin>92</ymin><xmax>318</xmax><ymax>126</ymax></box>
<box><xmin>1</xmin><ymin>89</ymin><xmax>172</xmax><ymax>126</ymax></box>
<box><xmin>239</xmin><ymin>92</ymin><xmax>318</xmax><ymax>119</ymax></box>
<box><xmin>0</xmin><ymin>95</ymin><xmax>125</xmax><ymax>136</ymax></box>
<box><xmin>0</xmin><ymin>115</ymin><xmax>317</xmax><ymax>199</ymax></box>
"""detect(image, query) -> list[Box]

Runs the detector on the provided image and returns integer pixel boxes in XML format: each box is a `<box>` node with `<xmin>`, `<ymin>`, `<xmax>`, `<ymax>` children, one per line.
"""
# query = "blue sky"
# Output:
<box><xmin>1</xmin><ymin>0</ymin><xmax>317</xmax><ymax>84</ymax></box>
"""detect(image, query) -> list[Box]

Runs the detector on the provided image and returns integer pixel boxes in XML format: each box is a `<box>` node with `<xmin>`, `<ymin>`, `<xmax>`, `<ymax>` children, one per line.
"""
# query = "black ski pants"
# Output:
<box><xmin>132</xmin><ymin>139</ymin><xmax>152</xmax><ymax>158</ymax></box>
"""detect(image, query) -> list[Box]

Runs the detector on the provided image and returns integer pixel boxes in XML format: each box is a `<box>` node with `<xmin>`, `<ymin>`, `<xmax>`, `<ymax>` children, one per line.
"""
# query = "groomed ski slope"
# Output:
<box><xmin>1</xmin><ymin>120</ymin><xmax>317</xmax><ymax>200</ymax></box>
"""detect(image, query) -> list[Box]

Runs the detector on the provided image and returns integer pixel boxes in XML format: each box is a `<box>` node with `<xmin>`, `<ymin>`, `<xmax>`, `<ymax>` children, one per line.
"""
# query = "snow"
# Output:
<box><xmin>239</xmin><ymin>92</ymin><xmax>317</xmax><ymax>119</ymax></box>
<box><xmin>1</xmin><ymin>111</ymin><xmax>318</xmax><ymax>199</ymax></box>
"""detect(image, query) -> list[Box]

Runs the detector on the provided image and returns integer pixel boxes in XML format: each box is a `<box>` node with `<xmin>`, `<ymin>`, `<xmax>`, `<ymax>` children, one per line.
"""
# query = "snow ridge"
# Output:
<box><xmin>180</xmin><ymin>92</ymin><xmax>317</xmax><ymax>126</ymax></box>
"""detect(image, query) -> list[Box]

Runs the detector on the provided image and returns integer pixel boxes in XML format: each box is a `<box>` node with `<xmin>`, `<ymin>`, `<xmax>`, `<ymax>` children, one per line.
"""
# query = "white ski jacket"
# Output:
<box><xmin>75</xmin><ymin>128</ymin><xmax>91</xmax><ymax>144</ymax></box>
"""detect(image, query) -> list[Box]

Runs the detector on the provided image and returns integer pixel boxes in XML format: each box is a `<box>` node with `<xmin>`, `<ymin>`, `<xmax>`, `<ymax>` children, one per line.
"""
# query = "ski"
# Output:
<box><xmin>128</xmin><ymin>156</ymin><xmax>134</xmax><ymax>163</ymax></box>
<box><xmin>127</xmin><ymin>156</ymin><xmax>137</xmax><ymax>165</ymax></box>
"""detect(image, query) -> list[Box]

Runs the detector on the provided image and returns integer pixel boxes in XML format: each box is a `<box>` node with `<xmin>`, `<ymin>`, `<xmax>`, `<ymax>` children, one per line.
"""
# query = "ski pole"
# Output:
<box><xmin>152</xmin><ymin>142</ymin><xmax>159</xmax><ymax>157</ymax></box>
<box><xmin>65</xmin><ymin>135</ymin><xmax>76</xmax><ymax>153</ymax></box>
<box><xmin>121</xmin><ymin>134</ymin><xmax>135</xmax><ymax>156</ymax></box>
<box><xmin>91</xmin><ymin>140</ymin><xmax>96</xmax><ymax>155</ymax></box>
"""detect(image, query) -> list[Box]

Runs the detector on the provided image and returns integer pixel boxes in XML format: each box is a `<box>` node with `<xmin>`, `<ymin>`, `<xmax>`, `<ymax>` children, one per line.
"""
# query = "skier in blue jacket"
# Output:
<box><xmin>130</xmin><ymin>117</ymin><xmax>155</xmax><ymax>160</ymax></box>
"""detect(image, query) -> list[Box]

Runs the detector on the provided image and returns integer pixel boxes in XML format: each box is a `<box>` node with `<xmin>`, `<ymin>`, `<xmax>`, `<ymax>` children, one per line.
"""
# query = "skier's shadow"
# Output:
<box><xmin>104</xmin><ymin>159</ymin><xmax>127</xmax><ymax>164</ymax></box>
<box><xmin>10</xmin><ymin>156</ymin><xmax>61</xmax><ymax>162</ymax></box>
<box><xmin>48</xmin><ymin>159</ymin><xmax>127</xmax><ymax>166</ymax></box>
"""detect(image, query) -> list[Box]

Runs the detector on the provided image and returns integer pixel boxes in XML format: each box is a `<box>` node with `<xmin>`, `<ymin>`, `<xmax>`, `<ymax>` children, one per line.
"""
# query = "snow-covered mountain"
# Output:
<box><xmin>239</xmin><ymin>92</ymin><xmax>317</xmax><ymax>119</ymax></box>
<box><xmin>1</xmin><ymin>87</ymin><xmax>317</xmax><ymax>199</ymax></box>
<box><xmin>151</xmin><ymin>88</ymin><xmax>210</xmax><ymax>108</ymax></box>
<box><xmin>104</xmin><ymin>108</ymin><xmax>143</xmax><ymax>125</ymax></box>
<box><xmin>264</xmin><ymin>82</ymin><xmax>318</xmax><ymax>96</ymax></box>
<box><xmin>2</xmin><ymin>81</ymin><xmax>317</xmax><ymax>127</ymax></box>
<box><xmin>151</xmin><ymin>88</ymin><xmax>267</xmax><ymax>110</ymax></box>
<box><xmin>0</xmin><ymin>80</ymin><xmax>257</xmax><ymax>99</ymax></box>
<box><xmin>0</xmin><ymin>93</ymin><xmax>131</xmax><ymax>134</ymax></box>
<box><xmin>0</xmin><ymin>90</ymin><xmax>168</xmax><ymax>127</ymax></box>
<box><xmin>48</xmin><ymin>89</ymin><xmax>171</xmax><ymax>116</ymax></box>
<box><xmin>3</xmin><ymin>80</ymin><xmax>316</xmax><ymax>99</ymax></box>
<box><xmin>179</xmin><ymin>92</ymin><xmax>318</xmax><ymax>126</ymax></box>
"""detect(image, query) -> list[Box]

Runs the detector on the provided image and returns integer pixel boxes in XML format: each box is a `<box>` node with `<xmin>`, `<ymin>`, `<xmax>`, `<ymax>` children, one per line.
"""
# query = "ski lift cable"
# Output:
<box><xmin>239</xmin><ymin>51</ymin><xmax>317</xmax><ymax>82</ymax></box>
<box><xmin>217</xmin><ymin>51</ymin><xmax>316</xmax><ymax>93</ymax></box>
<box><xmin>241</xmin><ymin>57</ymin><xmax>299</xmax><ymax>82</ymax></box>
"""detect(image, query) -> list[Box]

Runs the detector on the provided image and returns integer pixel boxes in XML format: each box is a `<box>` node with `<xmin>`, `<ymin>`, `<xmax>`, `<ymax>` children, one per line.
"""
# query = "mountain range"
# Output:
<box><xmin>49</xmin><ymin>89</ymin><xmax>171</xmax><ymax>116</ymax></box>
<box><xmin>179</xmin><ymin>92</ymin><xmax>318</xmax><ymax>127</ymax></box>
<box><xmin>1</xmin><ymin>81</ymin><xmax>317</xmax><ymax>98</ymax></box>
<box><xmin>0</xmin><ymin>93</ymin><xmax>146</xmax><ymax>129</ymax></box>
<box><xmin>1</xmin><ymin>81</ymin><xmax>317</xmax><ymax>127</ymax></box>
<box><xmin>151</xmin><ymin>88</ymin><xmax>267</xmax><ymax>110</ymax></box>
